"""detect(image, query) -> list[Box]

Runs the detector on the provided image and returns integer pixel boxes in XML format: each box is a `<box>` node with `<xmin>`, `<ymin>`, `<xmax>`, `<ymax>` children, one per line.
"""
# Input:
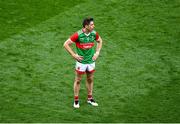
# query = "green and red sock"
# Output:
<box><xmin>74</xmin><ymin>96</ymin><xmax>79</xmax><ymax>101</ymax></box>
<box><xmin>88</xmin><ymin>95</ymin><xmax>93</xmax><ymax>100</ymax></box>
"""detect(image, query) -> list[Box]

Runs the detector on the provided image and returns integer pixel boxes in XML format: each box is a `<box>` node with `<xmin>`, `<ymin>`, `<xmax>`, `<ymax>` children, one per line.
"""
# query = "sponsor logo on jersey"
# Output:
<box><xmin>76</xmin><ymin>42</ymin><xmax>94</xmax><ymax>49</ymax></box>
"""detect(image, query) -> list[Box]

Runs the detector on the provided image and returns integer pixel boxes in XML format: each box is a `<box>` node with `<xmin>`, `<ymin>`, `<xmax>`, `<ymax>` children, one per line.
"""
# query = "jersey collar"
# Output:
<box><xmin>82</xmin><ymin>28</ymin><xmax>91</xmax><ymax>36</ymax></box>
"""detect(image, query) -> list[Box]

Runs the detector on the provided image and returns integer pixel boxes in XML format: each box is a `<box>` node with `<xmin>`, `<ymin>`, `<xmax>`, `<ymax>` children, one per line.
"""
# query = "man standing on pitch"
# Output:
<box><xmin>64</xmin><ymin>17</ymin><xmax>103</xmax><ymax>108</ymax></box>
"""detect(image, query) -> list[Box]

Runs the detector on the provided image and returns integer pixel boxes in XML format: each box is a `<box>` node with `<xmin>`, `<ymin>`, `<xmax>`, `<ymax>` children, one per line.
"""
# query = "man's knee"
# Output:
<box><xmin>75</xmin><ymin>77</ymin><xmax>82</xmax><ymax>84</ymax></box>
<box><xmin>87</xmin><ymin>76</ymin><xmax>93</xmax><ymax>83</ymax></box>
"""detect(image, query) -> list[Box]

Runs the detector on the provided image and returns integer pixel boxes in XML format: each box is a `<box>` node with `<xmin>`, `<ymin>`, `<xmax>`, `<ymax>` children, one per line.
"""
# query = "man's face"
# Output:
<box><xmin>86</xmin><ymin>21</ymin><xmax>95</xmax><ymax>32</ymax></box>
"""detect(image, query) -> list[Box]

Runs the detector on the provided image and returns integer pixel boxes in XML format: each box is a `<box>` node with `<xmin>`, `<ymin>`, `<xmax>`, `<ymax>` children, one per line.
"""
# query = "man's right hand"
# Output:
<box><xmin>73</xmin><ymin>54</ymin><xmax>84</xmax><ymax>61</ymax></box>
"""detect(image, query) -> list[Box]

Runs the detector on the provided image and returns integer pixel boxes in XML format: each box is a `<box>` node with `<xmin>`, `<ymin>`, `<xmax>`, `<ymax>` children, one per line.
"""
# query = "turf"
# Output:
<box><xmin>0</xmin><ymin>0</ymin><xmax>180</xmax><ymax>122</ymax></box>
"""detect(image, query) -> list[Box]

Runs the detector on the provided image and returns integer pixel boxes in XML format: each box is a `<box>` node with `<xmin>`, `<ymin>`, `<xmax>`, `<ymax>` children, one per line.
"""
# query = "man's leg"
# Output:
<box><xmin>86</xmin><ymin>72</ymin><xmax>94</xmax><ymax>97</ymax></box>
<box><xmin>73</xmin><ymin>72</ymin><xmax>82</xmax><ymax>108</ymax></box>
<box><xmin>86</xmin><ymin>72</ymin><xmax>98</xmax><ymax>106</ymax></box>
<box><xmin>74</xmin><ymin>72</ymin><xmax>82</xmax><ymax>96</ymax></box>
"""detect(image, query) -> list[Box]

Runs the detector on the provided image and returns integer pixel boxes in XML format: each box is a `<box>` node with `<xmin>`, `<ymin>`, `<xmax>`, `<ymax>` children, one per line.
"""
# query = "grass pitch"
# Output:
<box><xmin>0</xmin><ymin>0</ymin><xmax>180</xmax><ymax>122</ymax></box>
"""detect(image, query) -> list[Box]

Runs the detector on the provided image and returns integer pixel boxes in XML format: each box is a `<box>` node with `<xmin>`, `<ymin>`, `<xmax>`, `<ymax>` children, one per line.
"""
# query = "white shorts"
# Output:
<box><xmin>75</xmin><ymin>61</ymin><xmax>95</xmax><ymax>74</ymax></box>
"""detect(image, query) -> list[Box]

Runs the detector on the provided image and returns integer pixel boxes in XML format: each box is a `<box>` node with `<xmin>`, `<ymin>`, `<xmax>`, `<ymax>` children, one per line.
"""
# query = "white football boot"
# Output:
<box><xmin>87</xmin><ymin>99</ymin><xmax>98</xmax><ymax>106</ymax></box>
<box><xmin>73</xmin><ymin>101</ymin><xmax>80</xmax><ymax>108</ymax></box>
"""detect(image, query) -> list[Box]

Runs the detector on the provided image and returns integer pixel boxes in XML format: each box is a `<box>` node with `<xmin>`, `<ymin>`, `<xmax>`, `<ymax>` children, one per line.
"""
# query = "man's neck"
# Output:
<box><xmin>82</xmin><ymin>28</ymin><xmax>90</xmax><ymax>35</ymax></box>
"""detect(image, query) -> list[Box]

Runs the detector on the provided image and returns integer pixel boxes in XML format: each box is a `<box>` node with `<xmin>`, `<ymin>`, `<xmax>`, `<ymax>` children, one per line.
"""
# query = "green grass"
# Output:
<box><xmin>0</xmin><ymin>0</ymin><xmax>180</xmax><ymax>122</ymax></box>
<box><xmin>0</xmin><ymin>0</ymin><xmax>84</xmax><ymax>40</ymax></box>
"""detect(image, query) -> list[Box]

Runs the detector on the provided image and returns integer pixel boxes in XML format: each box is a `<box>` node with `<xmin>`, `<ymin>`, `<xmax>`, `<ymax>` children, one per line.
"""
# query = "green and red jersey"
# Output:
<box><xmin>70</xmin><ymin>29</ymin><xmax>99</xmax><ymax>64</ymax></box>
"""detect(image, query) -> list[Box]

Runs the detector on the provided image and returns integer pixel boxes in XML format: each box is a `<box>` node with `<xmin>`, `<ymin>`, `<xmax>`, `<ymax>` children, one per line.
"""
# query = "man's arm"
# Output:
<box><xmin>63</xmin><ymin>39</ymin><xmax>83</xmax><ymax>61</ymax></box>
<box><xmin>92</xmin><ymin>36</ymin><xmax>103</xmax><ymax>61</ymax></box>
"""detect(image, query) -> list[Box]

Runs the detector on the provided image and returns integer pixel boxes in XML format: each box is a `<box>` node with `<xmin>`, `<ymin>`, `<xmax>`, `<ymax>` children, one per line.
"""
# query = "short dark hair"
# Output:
<box><xmin>82</xmin><ymin>17</ymin><xmax>94</xmax><ymax>28</ymax></box>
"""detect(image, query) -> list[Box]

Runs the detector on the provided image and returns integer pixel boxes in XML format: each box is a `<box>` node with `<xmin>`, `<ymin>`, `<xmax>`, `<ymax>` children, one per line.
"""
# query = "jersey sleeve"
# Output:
<box><xmin>95</xmin><ymin>32</ymin><xmax>100</xmax><ymax>41</ymax></box>
<box><xmin>70</xmin><ymin>32</ymin><xmax>78</xmax><ymax>42</ymax></box>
